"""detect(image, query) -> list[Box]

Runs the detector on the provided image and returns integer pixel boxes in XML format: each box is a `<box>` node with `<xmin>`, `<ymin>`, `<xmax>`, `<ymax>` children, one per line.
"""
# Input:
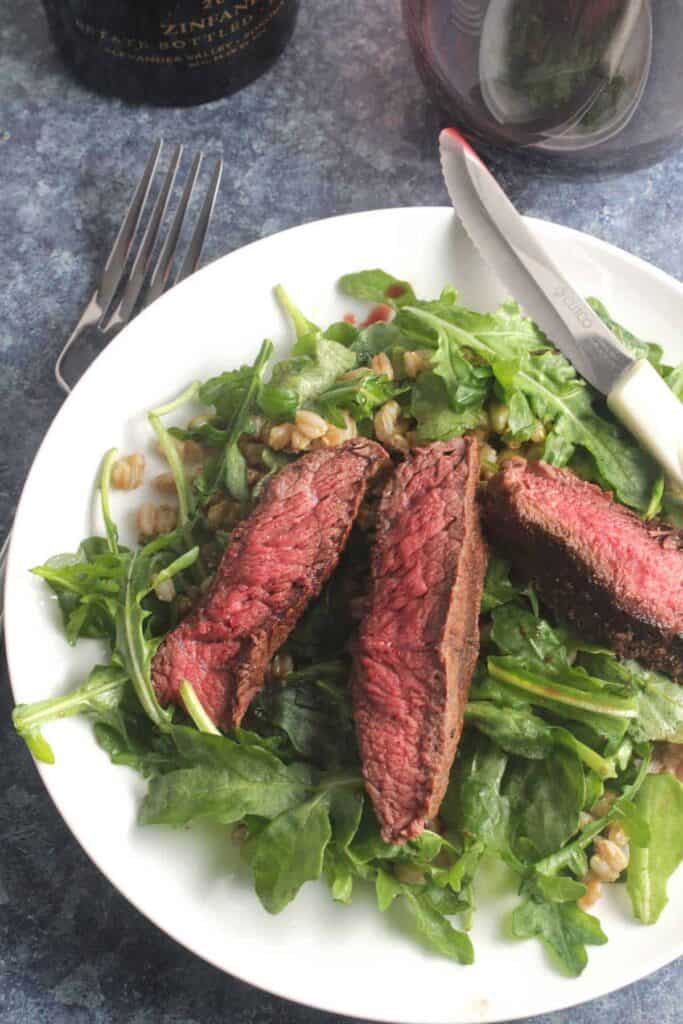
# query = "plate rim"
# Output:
<box><xmin>5</xmin><ymin>205</ymin><xmax>683</xmax><ymax>1024</ymax></box>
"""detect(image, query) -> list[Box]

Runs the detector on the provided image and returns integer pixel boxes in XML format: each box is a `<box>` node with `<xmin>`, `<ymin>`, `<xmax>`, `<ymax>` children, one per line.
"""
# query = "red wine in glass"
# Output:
<box><xmin>403</xmin><ymin>0</ymin><xmax>683</xmax><ymax>175</ymax></box>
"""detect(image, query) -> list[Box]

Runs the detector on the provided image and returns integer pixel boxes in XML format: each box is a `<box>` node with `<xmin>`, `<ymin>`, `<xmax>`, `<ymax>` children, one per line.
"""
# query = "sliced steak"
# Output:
<box><xmin>352</xmin><ymin>438</ymin><xmax>487</xmax><ymax>844</ymax></box>
<box><xmin>484</xmin><ymin>459</ymin><xmax>683</xmax><ymax>681</ymax></box>
<box><xmin>152</xmin><ymin>438</ymin><xmax>389</xmax><ymax>728</ymax></box>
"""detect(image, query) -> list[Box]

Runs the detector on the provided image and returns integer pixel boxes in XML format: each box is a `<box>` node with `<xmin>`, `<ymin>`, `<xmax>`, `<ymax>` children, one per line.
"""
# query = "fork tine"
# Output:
<box><xmin>141</xmin><ymin>151</ymin><xmax>203</xmax><ymax>311</ymax></box>
<box><xmin>174</xmin><ymin>158</ymin><xmax>223</xmax><ymax>286</ymax></box>
<box><xmin>103</xmin><ymin>143</ymin><xmax>183</xmax><ymax>331</ymax></box>
<box><xmin>97</xmin><ymin>140</ymin><xmax>163</xmax><ymax>314</ymax></box>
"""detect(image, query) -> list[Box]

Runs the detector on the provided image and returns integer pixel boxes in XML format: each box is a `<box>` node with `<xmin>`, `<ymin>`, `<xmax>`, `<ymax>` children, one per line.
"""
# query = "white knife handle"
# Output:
<box><xmin>607</xmin><ymin>359</ymin><xmax>683</xmax><ymax>490</ymax></box>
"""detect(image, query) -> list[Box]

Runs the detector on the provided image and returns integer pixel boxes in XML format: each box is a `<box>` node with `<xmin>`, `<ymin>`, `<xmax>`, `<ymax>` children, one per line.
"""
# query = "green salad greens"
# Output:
<box><xmin>13</xmin><ymin>270</ymin><xmax>683</xmax><ymax>976</ymax></box>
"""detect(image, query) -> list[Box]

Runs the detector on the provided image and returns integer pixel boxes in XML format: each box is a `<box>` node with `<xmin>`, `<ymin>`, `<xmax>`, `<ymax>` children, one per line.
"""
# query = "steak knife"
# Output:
<box><xmin>439</xmin><ymin>127</ymin><xmax>683</xmax><ymax>489</ymax></box>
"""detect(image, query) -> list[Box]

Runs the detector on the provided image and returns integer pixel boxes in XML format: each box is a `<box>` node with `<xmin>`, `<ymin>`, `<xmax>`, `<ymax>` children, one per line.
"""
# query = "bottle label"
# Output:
<box><xmin>68</xmin><ymin>0</ymin><xmax>290</xmax><ymax>71</ymax></box>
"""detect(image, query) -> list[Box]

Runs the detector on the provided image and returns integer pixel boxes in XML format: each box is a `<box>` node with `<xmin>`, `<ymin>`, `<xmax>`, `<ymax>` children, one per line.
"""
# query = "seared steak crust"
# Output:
<box><xmin>484</xmin><ymin>459</ymin><xmax>683</xmax><ymax>682</ymax></box>
<box><xmin>352</xmin><ymin>438</ymin><xmax>487</xmax><ymax>844</ymax></box>
<box><xmin>152</xmin><ymin>439</ymin><xmax>389</xmax><ymax>728</ymax></box>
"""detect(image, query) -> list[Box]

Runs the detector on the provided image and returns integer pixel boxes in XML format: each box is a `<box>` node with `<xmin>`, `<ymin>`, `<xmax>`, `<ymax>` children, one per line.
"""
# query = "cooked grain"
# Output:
<box><xmin>295</xmin><ymin>410</ymin><xmax>328</xmax><ymax>440</ymax></box>
<box><xmin>268</xmin><ymin>422</ymin><xmax>294</xmax><ymax>450</ymax></box>
<box><xmin>370</xmin><ymin>352</ymin><xmax>394</xmax><ymax>380</ymax></box>
<box><xmin>111</xmin><ymin>453</ymin><xmax>145</xmax><ymax>490</ymax></box>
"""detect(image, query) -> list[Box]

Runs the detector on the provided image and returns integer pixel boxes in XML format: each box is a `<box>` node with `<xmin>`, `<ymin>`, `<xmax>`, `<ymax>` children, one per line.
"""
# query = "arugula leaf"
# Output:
<box><xmin>350</xmin><ymin>321</ymin><xmax>414</xmax><ymax>363</ymax></box>
<box><xmin>149</xmin><ymin>382</ymin><xmax>201</xmax><ymax>525</ymax></box>
<box><xmin>465</xmin><ymin>702</ymin><xmax>554</xmax><ymax>760</ymax></box>
<box><xmin>662</xmin><ymin>486</ymin><xmax>683</xmax><ymax>528</ymax></box>
<box><xmin>645</xmin><ymin>475</ymin><xmax>665</xmax><ymax>521</ymax></box>
<box><xmin>242</xmin><ymin>783</ymin><xmax>364</xmax><ymax>915</ymax></box>
<box><xmin>587</xmin><ymin>297</ymin><xmax>664</xmax><ymax>367</ymax></box>
<box><xmin>464</xmin><ymin>702</ymin><xmax>615</xmax><ymax>778</ymax></box>
<box><xmin>411</xmin><ymin>371</ymin><xmax>484</xmax><ymax>442</ymax></box>
<box><xmin>251</xmin><ymin>670</ymin><xmax>357</xmax><ymax>769</ymax></box>
<box><xmin>506</xmin><ymin>391</ymin><xmax>536</xmax><ymax>440</ymax></box>
<box><xmin>511</xmin><ymin>897</ymin><xmax>607</xmax><ymax>976</ymax></box>
<box><xmin>93</xmin><ymin>713</ymin><xmax>180</xmax><ymax>778</ymax></box>
<box><xmin>324</xmin><ymin>847</ymin><xmax>356</xmax><ymax>904</ymax></box>
<box><xmin>581</xmin><ymin>654</ymin><xmax>683</xmax><ymax>743</ymax></box>
<box><xmin>274</xmin><ymin>284</ymin><xmax>319</xmax><ymax>344</ymax></box>
<box><xmin>627</xmin><ymin>773</ymin><xmax>683</xmax><ymax>923</ymax></box>
<box><xmin>403</xmin><ymin>889</ymin><xmax>475</xmax><ymax>964</ymax></box>
<box><xmin>665</xmin><ymin>362</ymin><xmax>683</xmax><ymax>401</ymax></box>
<box><xmin>140</xmin><ymin>733</ymin><xmax>316</xmax><ymax>826</ymax></box>
<box><xmin>375</xmin><ymin>867</ymin><xmax>403</xmax><ymax>911</ymax></box>
<box><xmin>533</xmin><ymin>750</ymin><xmax>652</xmax><ymax>878</ymax></box>
<box><xmin>315</xmin><ymin>372</ymin><xmax>406</xmax><ymax>426</ymax></box>
<box><xmin>487</xmin><ymin>658</ymin><xmax>638</xmax><ymax>721</ymax></box>
<box><xmin>196</xmin><ymin>339</ymin><xmax>273</xmax><ymax>503</ymax></box>
<box><xmin>441</xmin><ymin>735</ymin><xmax>510</xmax><ymax>851</ymax></box>
<box><xmin>99</xmin><ymin>448</ymin><xmax>120</xmax><ymax>555</ymax></box>
<box><xmin>507</xmin><ymin>748</ymin><xmax>585</xmax><ymax>859</ymax></box>
<box><xmin>520</xmin><ymin>352</ymin><xmax>656</xmax><ymax>510</ymax></box>
<box><xmin>431</xmin><ymin>332</ymin><xmax>492</xmax><ymax>412</ymax></box>
<box><xmin>339</xmin><ymin>269</ymin><xmax>415</xmax><ymax>307</ymax></box>
<box><xmin>259</xmin><ymin>336</ymin><xmax>356</xmax><ymax>420</ymax></box>
<box><xmin>491</xmin><ymin>603</ymin><xmax>570</xmax><ymax>670</ymax></box>
<box><xmin>324</xmin><ymin>321</ymin><xmax>359</xmax><ymax>347</ymax></box>
<box><xmin>374</xmin><ymin>870</ymin><xmax>474</xmax><ymax>963</ymax></box>
<box><xmin>13</xmin><ymin>665</ymin><xmax>129</xmax><ymax>764</ymax></box>
<box><xmin>32</xmin><ymin>541</ymin><xmax>126</xmax><ymax>647</ymax></box>
<box><xmin>329</xmin><ymin>786</ymin><xmax>365</xmax><ymax>849</ymax></box>
<box><xmin>481</xmin><ymin>556</ymin><xmax>522</xmax><ymax>613</ymax></box>
<box><xmin>199</xmin><ymin>365</ymin><xmax>257</xmax><ymax>422</ymax></box>
<box><xmin>404</xmin><ymin>306</ymin><xmax>657</xmax><ymax>511</ymax></box>
<box><xmin>116</xmin><ymin>542</ymin><xmax>198</xmax><ymax>729</ymax></box>
<box><xmin>244</xmin><ymin>791</ymin><xmax>333</xmax><ymax>913</ymax></box>
<box><xmin>179</xmin><ymin>680</ymin><xmax>221</xmax><ymax>735</ymax></box>
<box><xmin>526</xmin><ymin>873</ymin><xmax>587</xmax><ymax>904</ymax></box>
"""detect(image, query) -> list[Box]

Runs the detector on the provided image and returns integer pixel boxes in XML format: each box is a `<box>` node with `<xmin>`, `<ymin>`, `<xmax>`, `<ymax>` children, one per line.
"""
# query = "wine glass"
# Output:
<box><xmin>404</xmin><ymin>0</ymin><xmax>683</xmax><ymax>175</ymax></box>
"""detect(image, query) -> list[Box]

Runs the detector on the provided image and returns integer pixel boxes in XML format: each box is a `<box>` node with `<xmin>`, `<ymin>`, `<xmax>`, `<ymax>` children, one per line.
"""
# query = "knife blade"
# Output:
<box><xmin>438</xmin><ymin>127</ymin><xmax>683</xmax><ymax>489</ymax></box>
<box><xmin>439</xmin><ymin>127</ymin><xmax>633</xmax><ymax>394</ymax></box>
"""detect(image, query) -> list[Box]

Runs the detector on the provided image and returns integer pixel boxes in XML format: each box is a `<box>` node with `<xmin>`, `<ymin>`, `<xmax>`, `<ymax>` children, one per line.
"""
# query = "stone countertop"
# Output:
<box><xmin>1</xmin><ymin>2</ymin><xmax>682</xmax><ymax>1022</ymax></box>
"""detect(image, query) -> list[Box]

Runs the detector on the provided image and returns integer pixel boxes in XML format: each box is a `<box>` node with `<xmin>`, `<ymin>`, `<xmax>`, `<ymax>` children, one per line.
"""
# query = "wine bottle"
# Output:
<box><xmin>41</xmin><ymin>0</ymin><xmax>300</xmax><ymax>106</ymax></box>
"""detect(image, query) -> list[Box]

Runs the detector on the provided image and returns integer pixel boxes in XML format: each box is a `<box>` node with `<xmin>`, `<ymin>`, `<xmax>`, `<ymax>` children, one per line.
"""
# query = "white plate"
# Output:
<box><xmin>5</xmin><ymin>208</ymin><xmax>683</xmax><ymax>1024</ymax></box>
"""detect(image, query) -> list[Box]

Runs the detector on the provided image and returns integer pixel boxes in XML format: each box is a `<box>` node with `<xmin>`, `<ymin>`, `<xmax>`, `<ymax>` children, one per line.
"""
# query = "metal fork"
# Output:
<box><xmin>55</xmin><ymin>139</ymin><xmax>223</xmax><ymax>393</ymax></box>
<box><xmin>1</xmin><ymin>141</ymin><xmax>223</xmax><ymax>629</ymax></box>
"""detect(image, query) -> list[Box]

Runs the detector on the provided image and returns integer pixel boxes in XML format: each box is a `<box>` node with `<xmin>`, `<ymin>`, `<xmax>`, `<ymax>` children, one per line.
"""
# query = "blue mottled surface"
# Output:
<box><xmin>1</xmin><ymin>2</ymin><xmax>682</xmax><ymax>1021</ymax></box>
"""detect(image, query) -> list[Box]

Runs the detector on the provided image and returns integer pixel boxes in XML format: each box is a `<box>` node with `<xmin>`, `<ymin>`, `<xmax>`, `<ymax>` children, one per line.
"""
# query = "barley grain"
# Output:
<box><xmin>403</xmin><ymin>349</ymin><xmax>431</xmax><ymax>378</ymax></box>
<box><xmin>268</xmin><ymin>423</ymin><xmax>294</xmax><ymax>450</ymax></box>
<box><xmin>111</xmin><ymin>453</ymin><xmax>145</xmax><ymax>490</ymax></box>
<box><xmin>370</xmin><ymin>352</ymin><xmax>394</xmax><ymax>380</ymax></box>
<box><xmin>290</xmin><ymin>427</ymin><xmax>312</xmax><ymax>451</ymax></box>
<box><xmin>294</xmin><ymin>410</ymin><xmax>328</xmax><ymax>440</ymax></box>
<box><xmin>153</xmin><ymin>471</ymin><xmax>178</xmax><ymax>494</ymax></box>
<box><xmin>595</xmin><ymin>836</ymin><xmax>629</xmax><ymax>873</ymax></box>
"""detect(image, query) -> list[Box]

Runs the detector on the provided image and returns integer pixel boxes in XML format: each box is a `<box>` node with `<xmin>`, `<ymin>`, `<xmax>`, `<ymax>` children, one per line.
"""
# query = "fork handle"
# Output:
<box><xmin>54</xmin><ymin>293</ymin><xmax>106</xmax><ymax>394</ymax></box>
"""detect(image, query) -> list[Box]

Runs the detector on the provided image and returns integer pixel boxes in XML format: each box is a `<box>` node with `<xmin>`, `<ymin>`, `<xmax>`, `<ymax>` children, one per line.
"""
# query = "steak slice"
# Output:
<box><xmin>352</xmin><ymin>438</ymin><xmax>487</xmax><ymax>844</ymax></box>
<box><xmin>484</xmin><ymin>459</ymin><xmax>683</xmax><ymax>681</ymax></box>
<box><xmin>152</xmin><ymin>438</ymin><xmax>389</xmax><ymax>728</ymax></box>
